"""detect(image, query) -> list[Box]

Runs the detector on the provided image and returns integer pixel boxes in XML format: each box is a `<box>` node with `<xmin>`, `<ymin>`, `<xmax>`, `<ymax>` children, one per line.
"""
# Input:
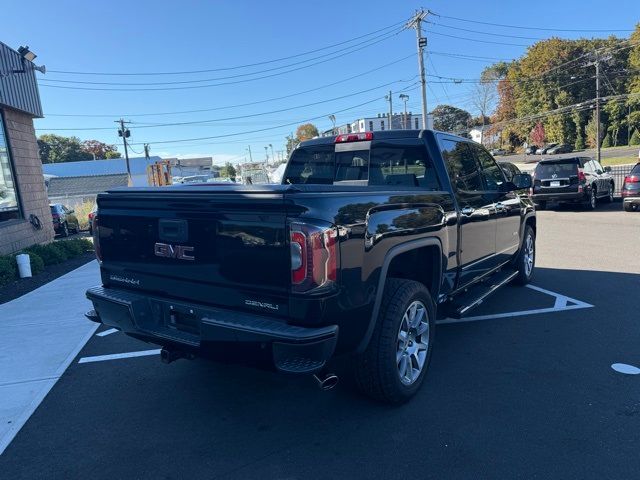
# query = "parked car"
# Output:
<box><xmin>525</xmin><ymin>145</ymin><xmax>539</xmax><ymax>155</ymax></box>
<box><xmin>498</xmin><ymin>161</ymin><xmax>521</xmax><ymax>181</ymax></box>
<box><xmin>622</xmin><ymin>163</ymin><xmax>640</xmax><ymax>212</ymax></box>
<box><xmin>546</xmin><ymin>144</ymin><xmax>574</xmax><ymax>155</ymax></box>
<box><xmin>490</xmin><ymin>148</ymin><xmax>507</xmax><ymax>156</ymax></box>
<box><xmin>88</xmin><ymin>205</ymin><xmax>97</xmax><ymax>234</ymax></box>
<box><xmin>86</xmin><ymin>129</ymin><xmax>535</xmax><ymax>404</ymax></box>
<box><xmin>531</xmin><ymin>157</ymin><xmax>614</xmax><ymax>210</ymax></box>
<box><xmin>536</xmin><ymin>143</ymin><xmax>558</xmax><ymax>155</ymax></box>
<box><xmin>50</xmin><ymin>204</ymin><xmax>80</xmax><ymax>236</ymax></box>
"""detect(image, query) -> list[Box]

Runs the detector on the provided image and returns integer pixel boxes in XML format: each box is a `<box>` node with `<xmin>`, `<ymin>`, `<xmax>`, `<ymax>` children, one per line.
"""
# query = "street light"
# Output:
<box><xmin>328</xmin><ymin>114</ymin><xmax>336</xmax><ymax>135</ymax></box>
<box><xmin>264</xmin><ymin>145</ymin><xmax>269</xmax><ymax>163</ymax></box>
<box><xmin>399</xmin><ymin>94</ymin><xmax>410</xmax><ymax>129</ymax></box>
<box><xmin>269</xmin><ymin>144</ymin><xmax>274</xmax><ymax>165</ymax></box>
<box><xmin>17</xmin><ymin>46</ymin><xmax>36</xmax><ymax>62</ymax></box>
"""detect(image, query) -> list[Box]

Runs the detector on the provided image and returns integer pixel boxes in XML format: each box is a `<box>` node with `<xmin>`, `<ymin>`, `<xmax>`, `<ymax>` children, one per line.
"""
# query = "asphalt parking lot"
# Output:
<box><xmin>1</xmin><ymin>202</ymin><xmax>639</xmax><ymax>479</ymax></box>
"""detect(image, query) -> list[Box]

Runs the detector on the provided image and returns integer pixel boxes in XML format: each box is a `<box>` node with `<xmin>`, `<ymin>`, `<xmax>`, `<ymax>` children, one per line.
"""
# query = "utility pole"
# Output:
<box><xmin>269</xmin><ymin>144</ymin><xmax>274</xmax><ymax>165</ymax></box>
<box><xmin>399</xmin><ymin>94</ymin><xmax>409</xmax><ymax>129</ymax></box>
<box><xmin>385</xmin><ymin>90</ymin><xmax>393</xmax><ymax>130</ymax></box>
<box><xmin>595</xmin><ymin>54</ymin><xmax>601</xmax><ymax>164</ymax></box>
<box><xmin>407</xmin><ymin>9</ymin><xmax>430</xmax><ymax>129</ymax></box>
<box><xmin>143</xmin><ymin>143</ymin><xmax>150</xmax><ymax>161</ymax></box>
<box><xmin>116</xmin><ymin>119</ymin><xmax>131</xmax><ymax>182</ymax></box>
<box><xmin>247</xmin><ymin>145</ymin><xmax>253</xmax><ymax>162</ymax></box>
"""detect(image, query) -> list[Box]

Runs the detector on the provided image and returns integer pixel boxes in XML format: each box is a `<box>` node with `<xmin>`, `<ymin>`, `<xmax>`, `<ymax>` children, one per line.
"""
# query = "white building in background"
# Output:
<box><xmin>322</xmin><ymin>113</ymin><xmax>433</xmax><ymax>136</ymax></box>
<box><xmin>469</xmin><ymin>126</ymin><xmax>500</xmax><ymax>146</ymax></box>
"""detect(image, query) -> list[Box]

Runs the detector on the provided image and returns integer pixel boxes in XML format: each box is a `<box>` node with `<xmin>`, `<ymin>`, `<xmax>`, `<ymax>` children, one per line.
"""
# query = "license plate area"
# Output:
<box><xmin>550</xmin><ymin>181</ymin><xmax>561</xmax><ymax>187</ymax></box>
<box><xmin>166</xmin><ymin>306</ymin><xmax>200</xmax><ymax>336</ymax></box>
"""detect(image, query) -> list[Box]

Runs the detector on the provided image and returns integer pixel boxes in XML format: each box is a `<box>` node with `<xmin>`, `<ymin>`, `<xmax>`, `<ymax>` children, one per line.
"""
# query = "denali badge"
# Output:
<box><xmin>245</xmin><ymin>299</ymin><xmax>279</xmax><ymax>311</ymax></box>
<box><xmin>154</xmin><ymin>242</ymin><xmax>195</xmax><ymax>261</ymax></box>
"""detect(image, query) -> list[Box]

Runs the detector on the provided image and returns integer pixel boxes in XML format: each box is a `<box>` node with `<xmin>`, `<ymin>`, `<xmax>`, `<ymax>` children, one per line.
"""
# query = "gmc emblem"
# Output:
<box><xmin>154</xmin><ymin>242</ymin><xmax>195</xmax><ymax>261</ymax></box>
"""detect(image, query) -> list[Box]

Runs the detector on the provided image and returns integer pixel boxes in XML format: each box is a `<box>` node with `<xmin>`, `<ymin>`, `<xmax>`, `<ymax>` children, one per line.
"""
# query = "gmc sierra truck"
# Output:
<box><xmin>86</xmin><ymin>130</ymin><xmax>535</xmax><ymax>404</ymax></box>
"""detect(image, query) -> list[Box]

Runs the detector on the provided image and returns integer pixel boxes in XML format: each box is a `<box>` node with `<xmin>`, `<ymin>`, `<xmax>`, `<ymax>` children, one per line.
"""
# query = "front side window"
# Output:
<box><xmin>471</xmin><ymin>144</ymin><xmax>506</xmax><ymax>191</ymax></box>
<box><xmin>440</xmin><ymin>139</ymin><xmax>482</xmax><ymax>192</ymax></box>
<box><xmin>0</xmin><ymin>113</ymin><xmax>20</xmax><ymax>222</ymax></box>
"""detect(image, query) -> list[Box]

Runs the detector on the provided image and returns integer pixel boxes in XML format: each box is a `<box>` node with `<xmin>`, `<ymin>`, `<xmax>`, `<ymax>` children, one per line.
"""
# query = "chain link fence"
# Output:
<box><xmin>609</xmin><ymin>164</ymin><xmax>636</xmax><ymax>196</ymax></box>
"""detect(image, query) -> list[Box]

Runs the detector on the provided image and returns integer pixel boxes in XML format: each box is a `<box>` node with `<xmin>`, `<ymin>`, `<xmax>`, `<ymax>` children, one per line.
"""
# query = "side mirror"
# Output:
<box><xmin>512</xmin><ymin>173</ymin><xmax>532</xmax><ymax>190</ymax></box>
<box><xmin>604</xmin><ymin>166</ymin><xmax>612</xmax><ymax>173</ymax></box>
<box><xmin>68</xmin><ymin>209</ymin><xmax>75</xmax><ymax>214</ymax></box>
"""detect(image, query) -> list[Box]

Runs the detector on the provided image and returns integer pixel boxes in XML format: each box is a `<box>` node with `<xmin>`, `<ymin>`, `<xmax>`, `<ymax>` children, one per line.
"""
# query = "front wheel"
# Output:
<box><xmin>355</xmin><ymin>278</ymin><xmax>435</xmax><ymax>404</ymax></box>
<box><xmin>513</xmin><ymin>225</ymin><xmax>535</xmax><ymax>285</ymax></box>
<box><xmin>585</xmin><ymin>188</ymin><xmax>597</xmax><ymax>210</ymax></box>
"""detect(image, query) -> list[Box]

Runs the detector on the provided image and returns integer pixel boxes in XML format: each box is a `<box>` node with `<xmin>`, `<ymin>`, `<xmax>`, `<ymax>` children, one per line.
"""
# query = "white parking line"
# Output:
<box><xmin>78</xmin><ymin>349</ymin><xmax>161</xmax><ymax>364</ymax></box>
<box><xmin>436</xmin><ymin>284</ymin><xmax>593</xmax><ymax>325</ymax></box>
<box><xmin>96</xmin><ymin>328</ymin><xmax>118</xmax><ymax>337</ymax></box>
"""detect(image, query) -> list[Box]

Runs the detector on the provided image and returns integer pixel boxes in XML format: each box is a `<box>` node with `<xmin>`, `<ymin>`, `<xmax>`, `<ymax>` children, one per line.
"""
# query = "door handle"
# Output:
<box><xmin>461</xmin><ymin>207</ymin><xmax>474</xmax><ymax>216</ymax></box>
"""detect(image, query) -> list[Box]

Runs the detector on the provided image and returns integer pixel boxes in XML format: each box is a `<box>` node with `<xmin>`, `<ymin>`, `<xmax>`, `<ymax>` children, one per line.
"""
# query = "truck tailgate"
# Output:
<box><xmin>95</xmin><ymin>185</ymin><xmax>292</xmax><ymax>314</ymax></box>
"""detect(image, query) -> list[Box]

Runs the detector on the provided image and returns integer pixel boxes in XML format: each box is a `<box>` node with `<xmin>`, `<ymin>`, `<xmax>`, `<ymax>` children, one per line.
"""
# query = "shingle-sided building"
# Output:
<box><xmin>0</xmin><ymin>42</ymin><xmax>54</xmax><ymax>255</ymax></box>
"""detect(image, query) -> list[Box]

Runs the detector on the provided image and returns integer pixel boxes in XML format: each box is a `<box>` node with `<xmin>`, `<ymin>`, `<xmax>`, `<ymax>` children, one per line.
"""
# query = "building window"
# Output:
<box><xmin>381</xmin><ymin>120</ymin><xmax>385</xmax><ymax>131</ymax></box>
<box><xmin>369</xmin><ymin>121</ymin><xmax>373</xmax><ymax>131</ymax></box>
<box><xmin>415</xmin><ymin>118</ymin><xmax>419</xmax><ymax>129</ymax></box>
<box><xmin>0</xmin><ymin>112</ymin><xmax>20</xmax><ymax>223</ymax></box>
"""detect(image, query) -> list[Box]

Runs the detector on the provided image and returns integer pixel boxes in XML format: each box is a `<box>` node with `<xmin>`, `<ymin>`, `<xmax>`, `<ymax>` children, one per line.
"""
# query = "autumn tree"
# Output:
<box><xmin>81</xmin><ymin>139</ymin><xmax>120</xmax><ymax>159</ymax></box>
<box><xmin>37</xmin><ymin>134</ymin><xmax>92</xmax><ymax>164</ymax></box>
<box><xmin>295</xmin><ymin>123</ymin><xmax>319</xmax><ymax>142</ymax></box>
<box><xmin>530</xmin><ymin>122</ymin><xmax>546</xmax><ymax>146</ymax></box>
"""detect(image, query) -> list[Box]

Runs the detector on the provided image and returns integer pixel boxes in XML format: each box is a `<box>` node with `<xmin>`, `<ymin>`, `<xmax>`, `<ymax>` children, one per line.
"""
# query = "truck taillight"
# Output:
<box><xmin>290</xmin><ymin>223</ymin><xmax>338</xmax><ymax>293</ymax></box>
<box><xmin>92</xmin><ymin>216</ymin><xmax>102</xmax><ymax>264</ymax></box>
<box><xmin>335</xmin><ymin>132</ymin><xmax>373</xmax><ymax>143</ymax></box>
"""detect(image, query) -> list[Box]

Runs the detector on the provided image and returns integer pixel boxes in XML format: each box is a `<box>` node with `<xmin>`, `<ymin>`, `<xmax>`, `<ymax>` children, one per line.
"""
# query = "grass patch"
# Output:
<box><xmin>601</xmin><ymin>157</ymin><xmax>638</xmax><ymax>166</ymax></box>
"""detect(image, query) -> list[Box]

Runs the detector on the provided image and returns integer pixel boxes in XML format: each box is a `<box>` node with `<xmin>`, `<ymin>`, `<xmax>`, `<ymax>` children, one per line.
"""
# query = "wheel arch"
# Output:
<box><xmin>356</xmin><ymin>237</ymin><xmax>443</xmax><ymax>353</ymax></box>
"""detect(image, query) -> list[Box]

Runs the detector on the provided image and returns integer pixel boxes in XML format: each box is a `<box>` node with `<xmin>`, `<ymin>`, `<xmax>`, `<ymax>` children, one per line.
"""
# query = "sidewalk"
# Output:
<box><xmin>0</xmin><ymin>261</ymin><xmax>100</xmax><ymax>455</ymax></box>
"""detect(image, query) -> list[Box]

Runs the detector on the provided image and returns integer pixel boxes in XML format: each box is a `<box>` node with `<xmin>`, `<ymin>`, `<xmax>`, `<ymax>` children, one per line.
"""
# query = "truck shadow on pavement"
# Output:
<box><xmin>1</xmin><ymin>267</ymin><xmax>639</xmax><ymax>479</ymax></box>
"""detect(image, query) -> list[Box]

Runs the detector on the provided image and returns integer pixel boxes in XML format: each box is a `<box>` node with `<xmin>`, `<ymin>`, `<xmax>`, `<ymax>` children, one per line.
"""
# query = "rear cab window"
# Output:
<box><xmin>283</xmin><ymin>139</ymin><xmax>441</xmax><ymax>190</ymax></box>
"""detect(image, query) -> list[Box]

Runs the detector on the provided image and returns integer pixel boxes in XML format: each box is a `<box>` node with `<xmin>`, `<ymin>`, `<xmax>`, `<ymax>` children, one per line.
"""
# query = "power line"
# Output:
<box><xmin>38</xmin><ymin>29</ymin><xmax>404</xmax><ymax>92</ymax></box>
<box><xmin>427</xmin><ymin>30</ymin><xmax>531</xmax><ymax>48</ymax></box>
<box><xmin>43</xmin><ymin>54</ymin><xmax>414</xmax><ymax>118</ymax></box>
<box><xmin>435</xmin><ymin>13</ymin><xmax>635</xmax><ymax>33</ymax></box>
<box><xmin>36</xmin><ymin>78</ymin><xmax>419</xmax><ymax>131</ymax></box>
<box><xmin>427</xmin><ymin>21</ymin><xmax>546</xmax><ymax>40</ymax></box>
<box><xmin>41</xmin><ymin>27</ymin><xmax>405</xmax><ymax>86</ymax></box>
<box><xmin>47</xmin><ymin>19</ymin><xmax>409</xmax><ymax>76</ymax></box>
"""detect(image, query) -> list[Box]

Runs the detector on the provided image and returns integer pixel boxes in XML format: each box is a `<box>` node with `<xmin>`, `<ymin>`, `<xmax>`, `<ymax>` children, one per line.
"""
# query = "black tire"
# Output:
<box><xmin>606</xmin><ymin>182</ymin><xmax>614</xmax><ymax>203</ymax></box>
<box><xmin>61</xmin><ymin>222</ymin><xmax>69</xmax><ymax>237</ymax></box>
<box><xmin>513</xmin><ymin>225</ymin><xmax>535</xmax><ymax>285</ymax></box>
<box><xmin>624</xmin><ymin>203</ymin><xmax>634</xmax><ymax>212</ymax></box>
<box><xmin>585</xmin><ymin>187</ymin><xmax>597</xmax><ymax>210</ymax></box>
<box><xmin>355</xmin><ymin>278</ymin><xmax>436</xmax><ymax>404</ymax></box>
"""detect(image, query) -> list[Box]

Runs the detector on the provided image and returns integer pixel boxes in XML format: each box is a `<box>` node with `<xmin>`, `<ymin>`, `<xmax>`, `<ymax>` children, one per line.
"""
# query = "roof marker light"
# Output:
<box><xmin>335</xmin><ymin>132</ymin><xmax>373</xmax><ymax>143</ymax></box>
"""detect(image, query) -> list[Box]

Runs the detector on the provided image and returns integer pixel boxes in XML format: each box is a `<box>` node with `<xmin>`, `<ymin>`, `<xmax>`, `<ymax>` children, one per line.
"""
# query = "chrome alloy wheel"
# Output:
<box><xmin>524</xmin><ymin>234</ymin><xmax>534</xmax><ymax>277</ymax></box>
<box><xmin>397</xmin><ymin>301</ymin><xmax>430</xmax><ymax>386</ymax></box>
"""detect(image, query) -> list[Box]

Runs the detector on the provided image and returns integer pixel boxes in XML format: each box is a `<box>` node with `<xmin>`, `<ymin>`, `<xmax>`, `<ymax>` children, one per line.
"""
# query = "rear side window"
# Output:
<box><xmin>631</xmin><ymin>163</ymin><xmax>640</xmax><ymax>175</ymax></box>
<box><xmin>283</xmin><ymin>145</ymin><xmax>334</xmax><ymax>184</ymax></box>
<box><xmin>535</xmin><ymin>161</ymin><xmax>579</xmax><ymax>178</ymax></box>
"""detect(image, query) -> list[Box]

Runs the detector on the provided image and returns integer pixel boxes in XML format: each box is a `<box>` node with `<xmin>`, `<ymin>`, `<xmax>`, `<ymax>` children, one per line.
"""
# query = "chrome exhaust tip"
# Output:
<box><xmin>313</xmin><ymin>373</ymin><xmax>339</xmax><ymax>391</ymax></box>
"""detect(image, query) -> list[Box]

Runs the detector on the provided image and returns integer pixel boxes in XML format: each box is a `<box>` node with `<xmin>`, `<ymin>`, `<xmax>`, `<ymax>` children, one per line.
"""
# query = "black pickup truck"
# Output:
<box><xmin>86</xmin><ymin>130</ymin><xmax>535</xmax><ymax>404</ymax></box>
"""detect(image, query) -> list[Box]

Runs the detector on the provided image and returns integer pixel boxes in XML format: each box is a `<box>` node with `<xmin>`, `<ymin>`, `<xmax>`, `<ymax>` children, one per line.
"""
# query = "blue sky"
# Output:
<box><xmin>2</xmin><ymin>0</ymin><xmax>638</xmax><ymax>163</ymax></box>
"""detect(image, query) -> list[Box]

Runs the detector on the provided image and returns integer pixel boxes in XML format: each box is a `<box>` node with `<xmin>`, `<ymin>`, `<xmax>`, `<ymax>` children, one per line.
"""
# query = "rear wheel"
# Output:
<box><xmin>624</xmin><ymin>202</ymin><xmax>635</xmax><ymax>212</ymax></box>
<box><xmin>355</xmin><ymin>278</ymin><xmax>435</xmax><ymax>404</ymax></box>
<box><xmin>513</xmin><ymin>225</ymin><xmax>535</xmax><ymax>285</ymax></box>
<box><xmin>586</xmin><ymin>187</ymin><xmax>597</xmax><ymax>210</ymax></box>
<box><xmin>606</xmin><ymin>183</ymin><xmax>614</xmax><ymax>203</ymax></box>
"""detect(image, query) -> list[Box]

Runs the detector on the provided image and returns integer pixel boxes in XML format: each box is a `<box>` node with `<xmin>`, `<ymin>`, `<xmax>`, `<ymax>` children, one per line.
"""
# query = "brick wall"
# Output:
<box><xmin>0</xmin><ymin>107</ymin><xmax>54</xmax><ymax>255</ymax></box>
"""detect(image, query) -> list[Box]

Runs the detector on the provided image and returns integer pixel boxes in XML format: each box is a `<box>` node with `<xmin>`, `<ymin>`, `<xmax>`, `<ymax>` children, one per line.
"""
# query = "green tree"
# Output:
<box><xmin>37</xmin><ymin>134</ymin><xmax>92</xmax><ymax>164</ymax></box>
<box><xmin>601</xmin><ymin>133</ymin><xmax>612</xmax><ymax>148</ymax></box>
<box><xmin>575</xmin><ymin>131</ymin><xmax>585</xmax><ymax>150</ymax></box>
<box><xmin>585</xmin><ymin>117</ymin><xmax>604</xmax><ymax>148</ymax></box>
<box><xmin>430</xmin><ymin>105</ymin><xmax>472</xmax><ymax>134</ymax></box>
<box><xmin>630</xmin><ymin>129</ymin><xmax>640</xmax><ymax>146</ymax></box>
<box><xmin>104</xmin><ymin>151</ymin><xmax>122</xmax><ymax>159</ymax></box>
<box><xmin>219</xmin><ymin>162</ymin><xmax>237</xmax><ymax>179</ymax></box>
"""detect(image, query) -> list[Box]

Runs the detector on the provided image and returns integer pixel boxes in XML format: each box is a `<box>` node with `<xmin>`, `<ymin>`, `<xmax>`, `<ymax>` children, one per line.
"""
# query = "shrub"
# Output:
<box><xmin>74</xmin><ymin>238</ymin><xmax>94</xmax><ymax>252</ymax></box>
<box><xmin>574</xmin><ymin>132</ymin><xmax>585</xmax><ymax>150</ymax></box>
<box><xmin>57</xmin><ymin>239</ymin><xmax>84</xmax><ymax>257</ymax></box>
<box><xmin>26</xmin><ymin>243</ymin><xmax>66</xmax><ymax>265</ymax></box>
<box><xmin>0</xmin><ymin>255</ymin><xmax>17</xmax><ymax>287</ymax></box>
<box><xmin>72</xmin><ymin>200</ymin><xmax>96</xmax><ymax>231</ymax></box>
<box><xmin>630</xmin><ymin>129</ymin><xmax>640</xmax><ymax>146</ymax></box>
<box><xmin>601</xmin><ymin>133</ymin><xmax>612</xmax><ymax>148</ymax></box>
<box><xmin>27</xmin><ymin>252</ymin><xmax>45</xmax><ymax>275</ymax></box>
